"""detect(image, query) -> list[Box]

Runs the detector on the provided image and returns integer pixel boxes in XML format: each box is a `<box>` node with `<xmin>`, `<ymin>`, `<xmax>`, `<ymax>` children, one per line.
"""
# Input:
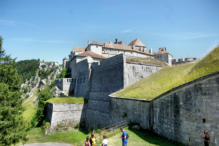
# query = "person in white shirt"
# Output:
<box><xmin>102</xmin><ymin>135</ymin><xmax>108</xmax><ymax>146</ymax></box>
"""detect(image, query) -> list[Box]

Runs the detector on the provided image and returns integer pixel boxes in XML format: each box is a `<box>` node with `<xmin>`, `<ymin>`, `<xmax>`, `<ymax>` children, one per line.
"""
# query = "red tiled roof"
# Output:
<box><xmin>154</xmin><ymin>48</ymin><xmax>169</xmax><ymax>55</ymax></box>
<box><xmin>76</xmin><ymin>51</ymin><xmax>106</xmax><ymax>59</ymax></box>
<box><xmin>72</xmin><ymin>47</ymin><xmax>86</xmax><ymax>53</ymax></box>
<box><xmin>90</xmin><ymin>41</ymin><xmax>101</xmax><ymax>45</ymax></box>
<box><xmin>128</xmin><ymin>38</ymin><xmax>146</xmax><ymax>47</ymax></box>
<box><xmin>103</xmin><ymin>43</ymin><xmax>132</xmax><ymax>50</ymax></box>
<box><xmin>103</xmin><ymin>42</ymin><xmax>151</xmax><ymax>55</ymax></box>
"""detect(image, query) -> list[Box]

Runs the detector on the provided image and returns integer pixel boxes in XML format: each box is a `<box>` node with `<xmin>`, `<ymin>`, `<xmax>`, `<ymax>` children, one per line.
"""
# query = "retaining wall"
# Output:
<box><xmin>124</xmin><ymin>62</ymin><xmax>162</xmax><ymax>87</ymax></box>
<box><xmin>110</xmin><ymin>72</ymin><xmax>219</xmax><ymax>146</ymax></box>
<box><xmin>85</xmin><ymin>54</ymin><xmax>125</xmax><ymax>128</ymax></box>
<box><xmin>46</xmin><ymin>103</ymin><xmax>86</xmax><ymax>129</ymax></box>
<box><xmin>151</xmin><ymin>72</ymin><xmax>219</xmax><ymax>146</ymax></box>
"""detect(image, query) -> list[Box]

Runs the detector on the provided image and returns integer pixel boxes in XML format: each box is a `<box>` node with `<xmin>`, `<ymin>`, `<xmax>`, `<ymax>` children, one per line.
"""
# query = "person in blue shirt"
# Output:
<box><xmin>120</xmin><ymin>127</ymin><xmax>128</xmax><ymax>146</ymax></box>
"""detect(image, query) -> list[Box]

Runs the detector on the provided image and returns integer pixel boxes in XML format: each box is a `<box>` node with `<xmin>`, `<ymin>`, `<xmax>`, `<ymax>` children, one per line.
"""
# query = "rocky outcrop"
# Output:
<box><xmin>21</xmin><ymin>62</ymin><xmax>61</xmax><ymax>99</ymax></box>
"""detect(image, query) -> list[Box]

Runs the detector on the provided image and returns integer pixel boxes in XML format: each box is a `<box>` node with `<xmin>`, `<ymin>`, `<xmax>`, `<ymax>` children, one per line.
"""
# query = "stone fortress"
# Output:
<box><xmin>51</xmin><ymin>38</ymin><xmax>218</xmax><ymax>146</ymax></box>
<box><xmin>59</xmin><ymin>38</ymin><xmax>173</xmax><ymax>97</ymax></box>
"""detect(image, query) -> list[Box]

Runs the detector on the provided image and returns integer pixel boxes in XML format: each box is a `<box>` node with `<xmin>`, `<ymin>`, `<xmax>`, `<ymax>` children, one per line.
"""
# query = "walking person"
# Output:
<box><xmin>90</xmin><ymin>133</ymin><xmax>96</xmax><ymax>146</ymax></box>
<box><xmin>203</xmin><ymin>130</ymin><xmax>210</xmax><ymax>146</ymax></box>
<box><xmin>84</xmin><ymin>136</ymin><xmax>91</xmax><ymax>146</ymax></box>
<box><xmin>120</xmin><ymin>127</ymin><xmax>128</xmax><ymax>146</ymax></box>
<box><xmin>102</xmin><ymin>134</ymin><xmax>108</xmax><ymax>146</ymax></box>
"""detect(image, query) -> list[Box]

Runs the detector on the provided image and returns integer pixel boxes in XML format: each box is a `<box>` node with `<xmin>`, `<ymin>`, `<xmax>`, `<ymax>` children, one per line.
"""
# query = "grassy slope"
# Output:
<box><xmin>26</xmin><ymin>127</ymin><xmax>181</xmax><ymax>146</ymax></box>
<box><xmin>126</xmin><ymin>57</ymin><xmax>168</xmax><ymax>66</ymax></box>
<box><xmin>46</xmin><ymin>97</ymin><xmax>84</xmax><ymax>104</ymax></box>
<box><xmin>116</xmin><ymin>46</ymin><xmax>219</xmax><ymax>100</ymax></box>
<box><xmin>23</xmin><ymin>89</ymin><xmax>38</xmax><ymax>123</ymax></box>
<box><xmin>108</xmin><ymin>128</ymin><xmax>182</xmax><ymax>146</ymax></box>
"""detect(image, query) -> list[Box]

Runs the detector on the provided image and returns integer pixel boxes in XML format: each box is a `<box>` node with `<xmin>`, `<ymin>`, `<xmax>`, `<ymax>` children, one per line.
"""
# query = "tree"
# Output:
<box><xmin>0</xmin><ymin>36</ymin><xmax>26</xmax><ymax>145</ymax></box>
<box><xmin>32</xmin><ymin>87</ymin><xmax>53</xmax><ymax>127</ymax></box>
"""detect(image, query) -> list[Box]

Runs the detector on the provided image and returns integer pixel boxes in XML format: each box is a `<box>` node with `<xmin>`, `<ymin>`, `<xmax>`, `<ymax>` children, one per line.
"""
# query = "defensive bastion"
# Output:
<box><xmin>50</xmin><ymin>54</ymin><xmax>218</xmax><ymax>146</ymax></box>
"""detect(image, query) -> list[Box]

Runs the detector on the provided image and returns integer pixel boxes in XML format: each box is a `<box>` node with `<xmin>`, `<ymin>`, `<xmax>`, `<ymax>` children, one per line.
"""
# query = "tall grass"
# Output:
<box><xmin>115</xmin><ymin>46</ymin><xmax>219</xmax><ymax>100</ymax></box>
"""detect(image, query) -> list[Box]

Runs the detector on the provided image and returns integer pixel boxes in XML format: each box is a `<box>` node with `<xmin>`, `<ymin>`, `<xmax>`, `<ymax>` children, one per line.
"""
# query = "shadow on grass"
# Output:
<box><xmin>127</xmin><ymin>126</ymin><xmax>185</xmax><ymax>146</ymax></box>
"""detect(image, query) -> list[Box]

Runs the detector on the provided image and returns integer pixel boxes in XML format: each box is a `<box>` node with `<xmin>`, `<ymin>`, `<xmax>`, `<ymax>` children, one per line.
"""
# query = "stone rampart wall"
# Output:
<box><xmin>124</xmin><ymin>62</ymin><xmax>162</xmax><ymax>87</ymax></box>
<box><xmin>86</xmin><ymin>54</ymin><xmax>125</xmax><ymax>128</ymax></box>
<box><xmin>110</xmin><ymin>97</ymin><xmax>151</xmax><ymax>129</ymax></box>
<box><xmin>151</xmin><ymin>72</ymin><xmax>219</xmax><ymax>146</ymax></box>
<box><xmin>110</xmin><ymin>72</ymin><xmax>219</xmax><ymax>146</ymax></box>
<box><xmin>74</xmin><ymin>59</ymin><xmax>90</xmax><ymax>97</ymax></box>
<box><xmin>55</xmin><ymin>78</ymin><xmax>74</xmax><ymax>95</ymax></box>
<box><xmin>46</xmin><ymin>103</ymin><xmax>86</xmax><ymax>128</ymax></box>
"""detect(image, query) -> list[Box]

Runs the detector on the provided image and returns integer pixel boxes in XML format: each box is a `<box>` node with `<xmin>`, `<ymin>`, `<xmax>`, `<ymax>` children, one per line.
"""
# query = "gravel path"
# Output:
<box><xmin>24</xmin><ymin>142</ymin><xmax>72</xmax><ymax>146</ymax></box>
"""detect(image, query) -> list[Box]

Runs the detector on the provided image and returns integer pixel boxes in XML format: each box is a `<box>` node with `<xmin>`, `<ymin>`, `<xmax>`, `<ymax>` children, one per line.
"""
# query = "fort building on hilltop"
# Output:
<box><xmin>59</xmin><ymin>38</ymin><xmax>173</xmax><ymax>97</ymax></box>
<box><xmin>50</xmin><ymin>39</ymin><xmax>219</xmax><ymax>146</ymax></box>
<box><xmin>64</xmin><ymin>38</ymin><xmax>172</xmax><ymax>67</ymax></box>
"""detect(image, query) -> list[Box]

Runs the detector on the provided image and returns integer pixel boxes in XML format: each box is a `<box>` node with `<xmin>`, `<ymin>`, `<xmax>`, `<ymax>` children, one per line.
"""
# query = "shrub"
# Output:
<box><xmin>32</xmin><ymin>87</ymin><xmax>53</xmax><ymax>127</ymax></box>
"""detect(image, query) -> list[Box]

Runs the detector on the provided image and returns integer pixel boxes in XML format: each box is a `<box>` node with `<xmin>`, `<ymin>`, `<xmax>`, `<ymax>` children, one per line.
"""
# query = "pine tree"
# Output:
<box><xmin>0</xmin><ymin>36</ymin><xmax>27</xmax><ymax>145</ymax></box>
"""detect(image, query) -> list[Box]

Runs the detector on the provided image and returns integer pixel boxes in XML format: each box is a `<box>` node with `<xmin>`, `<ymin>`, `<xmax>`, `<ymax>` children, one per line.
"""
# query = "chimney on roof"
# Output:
<box><xmin>115</xmin><ymin>38</ymin><xmax>118</xmax><ymax>44</ymax></box>
<box><xmin>149</xmin><ymin>48</ymin><xmax>153</xmax><ymax>54</ymax></box>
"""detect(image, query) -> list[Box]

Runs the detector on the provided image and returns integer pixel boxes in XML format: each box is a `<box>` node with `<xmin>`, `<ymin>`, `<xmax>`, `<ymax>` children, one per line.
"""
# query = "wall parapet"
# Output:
<box><xmin>152</xmin><ymin>71</ymin><xmax>219</xmax><ymax>101</ymax></box>
<box><xmin>109</xmin><ymin>71</ymin><xmax>219</xmax><ymax>146</ymax></box>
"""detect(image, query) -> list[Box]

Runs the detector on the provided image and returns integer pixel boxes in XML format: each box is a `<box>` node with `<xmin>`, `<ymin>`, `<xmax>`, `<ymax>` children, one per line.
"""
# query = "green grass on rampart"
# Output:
<box><xmin>126</xmin><ymin>56</ymin><xmax>168</xmax><ymax>66</ymax></box>
<box><xmin>115</xmin><ymin>46</ymin><xmax>219</xmax><ymax>100</ymax></box>
<box><xmin>26</xmin><ymin>127</ymin><xmax>181</xmax><ymax>146</ymax></box>
<box><xmin>46</xmin><ymin>97</ymin><xmax>84</xmax><ymax>104</ymax></box>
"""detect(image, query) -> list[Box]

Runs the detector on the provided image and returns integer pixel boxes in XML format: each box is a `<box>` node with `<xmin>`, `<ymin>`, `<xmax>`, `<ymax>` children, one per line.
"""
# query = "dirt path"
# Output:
<box><xmin>24</xmin><ymin>142</ymin><xmax>72</xmax><ymax>146</ymax></box>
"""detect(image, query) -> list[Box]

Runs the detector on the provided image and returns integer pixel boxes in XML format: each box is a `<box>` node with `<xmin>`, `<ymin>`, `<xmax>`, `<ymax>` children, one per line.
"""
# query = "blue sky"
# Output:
<box><xmin>0</xmin><ymin>0</ymin><xmax>219</xmax><ymax>63</ymax></box>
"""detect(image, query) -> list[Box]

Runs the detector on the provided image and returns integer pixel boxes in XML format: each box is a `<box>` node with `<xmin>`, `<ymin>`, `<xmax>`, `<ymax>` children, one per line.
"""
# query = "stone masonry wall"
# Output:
<box><xmin>46</xmin><ymin>103</ymin><xmax>85</xmax><ymax>128</ymax></box>
<box><xmin>110</xmin><ymin>72</ymin><xmax>219</xmax><ymax>146</ymax></box>
<box><xmin>55</xmin><ymin>78</ymin><xmax>74</xmax><ymax>95</ymax></box>
<box><xmin>85</xmin><ymin>54</ymin><xmax>125</xmax><ymax>128</ymax></box>
<box><xmin>110</xmin><ymin>97</ymin><xmax>151</xmax><ymax>129</ymax></box>
<box><xmin>85</xmin><ymin>54</ymin><xmax>165</xmax><ymax>128</ymax></box>
<box><xmin>74</xmin><ymin>59</ymin><xmax>90</xmax><ymax>97</ymax></box>
<box><xmin>124</xmin><ymin>62</ymin><xmax>162</xmax><ymax>87</ymax></box>
<box><xmin>151</xmin><ymin>72</ymin><xmax>219</xmax><ymax>146</ymax></box>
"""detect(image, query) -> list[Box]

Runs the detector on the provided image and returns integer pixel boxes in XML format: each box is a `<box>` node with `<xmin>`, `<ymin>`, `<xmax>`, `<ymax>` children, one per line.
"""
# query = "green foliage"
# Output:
<box><xmin>46</xmin><ymin>97</ymin><xmax>84</xmax><ymax>104</ymax></box>
<box><xmin>23</xmin><ymin>93</ymin><xmax>37</xmax><ymax>123</ymax></box>
<box><xmin>38</xmin><ymin>69</ymin><xmax>50</xmax><ymax>79</ymax></box>
<box><xmin>107</xmin><ymin>127</ymin><xmax>183</xmax><ymax>146</ymax></box>
<box><xmin>56</xmin><ymin>68</ymin><xmax>67</xmax><ymax>78</ymax></box>
<box><xmin>32</xmin><ymin>87</ymin><xmax>53</xmax><ymax>127</ymax></box>
<box><xmin>116</xmin><ymin>46</ymin><xmax>219</xmax><ymax>100</ymax></box>
<box><xmin>15</xmin><ymin>59</ymin><xmax>40</xmax><ymax>83</ymax></box>
<box><xmin>39</xmin><ymin>67</ymin><xmax>58</xmax><ymax>80</ymax></box>
<box><xmin>126</xmin><ymin>57</ymin><xmax>168</xmax><ymax>66</ymax></box>
<box><xmin>26</xmin><ymin>126</ymin><xmax>181</xmax><ymax>146</ymax></box>
<box><xmin>26</xmin><ymin>128</ymin><xmax>88</xmax><ymax>145</ymax></box>
<box><xmin>0</xmin><ymin>37</ymin><xmax>27</xmax><ymax>145</ymax></box>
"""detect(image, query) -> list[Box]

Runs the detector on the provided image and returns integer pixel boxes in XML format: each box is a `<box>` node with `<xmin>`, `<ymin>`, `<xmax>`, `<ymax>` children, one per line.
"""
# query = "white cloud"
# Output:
<box><xmin>120</xmin><ymin>29</ymin><xmax>133</xmax><ymax>33</ymax></box>
<box><xmin>11</xmin><ymin>37</ymin><xmax>72</xmax><ymax>44</ymax></box>
<box><xmin>0</xmin><ymin>19</ymin><xmax>37</xmax><ymax>27</ymax></box>
<box><xmin>182</xmin><ymin>32</ymin><xmax>216</xmax><ymax>40</ymax></box>
<box><xmin>0</xmin><ymin>19</ymin><xmax>16</xmax><ymax>26</ymax></box>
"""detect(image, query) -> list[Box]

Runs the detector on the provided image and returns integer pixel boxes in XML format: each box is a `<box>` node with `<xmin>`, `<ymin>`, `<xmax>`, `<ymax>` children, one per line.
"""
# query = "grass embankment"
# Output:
<box><xmin>116</xmin><ymin>46</ymin><xmax>219</xmax><ymax>100</ymax></box>
<box><xmin>22</xmin><ymin>90</ymin><xmax>38</xmax><ymax>123</ymax></box>
<box><xmin>46</xmin><ymin>97</ymin><xmax>84</xmax><ymax>104</ymax></box>
<box><xmin>26</xmin><ymin>127</ymin><xmax>181</xmax><ymax>146</ymax></box>
<box><xmin>126</xmin><ymin>57</ymin><xmax>167</xmax><ymax>66</ymax></box>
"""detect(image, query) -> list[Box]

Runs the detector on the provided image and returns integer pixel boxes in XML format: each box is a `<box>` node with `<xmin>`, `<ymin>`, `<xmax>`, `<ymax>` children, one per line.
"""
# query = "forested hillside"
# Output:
<box><xmin>15</xmin><ymin>59</ymin><xmax>40</xmax><ymax>83</ymax></box>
